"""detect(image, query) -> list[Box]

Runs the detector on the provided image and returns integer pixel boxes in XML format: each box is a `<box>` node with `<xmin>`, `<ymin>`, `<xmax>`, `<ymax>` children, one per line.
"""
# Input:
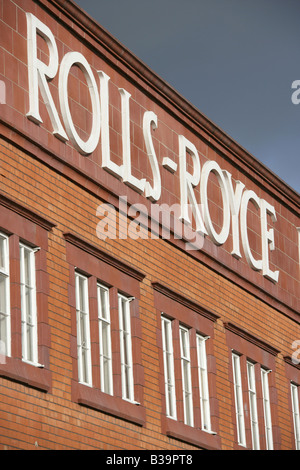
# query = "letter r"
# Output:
<box><xmin>26</xmin><ymin>13</ymin><xmax>68</xmax><ymax>141</ymax></box>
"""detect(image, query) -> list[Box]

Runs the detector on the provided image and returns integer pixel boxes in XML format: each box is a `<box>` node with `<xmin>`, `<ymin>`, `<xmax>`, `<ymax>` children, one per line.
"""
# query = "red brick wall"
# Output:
<box><xmin>0</xmin><ymin>0</ymin><xmax>299</xmax><ymax>450</ymax></box>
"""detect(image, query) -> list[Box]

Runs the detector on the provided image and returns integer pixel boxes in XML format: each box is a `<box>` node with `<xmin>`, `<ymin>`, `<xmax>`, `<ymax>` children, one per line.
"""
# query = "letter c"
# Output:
<box><xmin>240</xmin><ymin>190</ymin><xmax>262</xmax><ymax>271</ymax></box>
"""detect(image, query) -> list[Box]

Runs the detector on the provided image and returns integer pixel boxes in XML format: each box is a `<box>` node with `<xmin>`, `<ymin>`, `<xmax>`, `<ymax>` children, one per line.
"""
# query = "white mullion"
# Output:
<box><xmin>197</xmin><ymin>334</ymin><xmax>211</xmax><ymax>432</ymax></box>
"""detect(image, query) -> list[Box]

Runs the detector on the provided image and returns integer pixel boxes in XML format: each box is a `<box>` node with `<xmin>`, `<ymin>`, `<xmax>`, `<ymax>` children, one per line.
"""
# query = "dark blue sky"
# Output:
<box><xmin>75</xmin><ymin>0</ymin><xmax>300</xmax><ymax>194</ymax></box>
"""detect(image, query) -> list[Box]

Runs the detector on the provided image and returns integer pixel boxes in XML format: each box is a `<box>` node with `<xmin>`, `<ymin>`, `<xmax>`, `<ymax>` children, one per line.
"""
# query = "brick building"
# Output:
<box><xmin>0</xmin><ymin>0</ymin><xmax>299</xmax><ymax>450</ymax></box>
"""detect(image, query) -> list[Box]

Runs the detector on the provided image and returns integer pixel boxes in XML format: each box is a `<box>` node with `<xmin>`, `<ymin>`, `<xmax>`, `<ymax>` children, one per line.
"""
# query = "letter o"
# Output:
<box><xmin>200</xmin><ymin>160</ymin><xmax>230</xmax><ymax>245</ymax></box>
<box><xmin>59</xmin><ymin>51</ymin><xmax>100</xmax><ymax>155</ymax></box>
<box><xmin>240</xmin><ymin>190</ymin><xmax>262</xmax><ymax>271</ymax></box>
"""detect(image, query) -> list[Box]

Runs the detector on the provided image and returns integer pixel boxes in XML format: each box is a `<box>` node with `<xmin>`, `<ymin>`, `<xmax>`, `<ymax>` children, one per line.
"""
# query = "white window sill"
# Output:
<box><xmin>122</xmin><ymin>397</ymin><xmax>140</xmax><ymax>405</ymax></box>
<box><xmin>22</xmin><ymin>359</ymin><xmax>44</xmax><ymax>368</ymax></box>
<box><xmin>202</xmin><ymin>428</ymin><xmax>217</xmax><ymax>435</ymax></box>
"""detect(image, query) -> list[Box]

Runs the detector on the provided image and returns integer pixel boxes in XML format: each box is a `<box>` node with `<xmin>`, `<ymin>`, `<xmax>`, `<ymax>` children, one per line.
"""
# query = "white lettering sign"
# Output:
<box><xmin>25</xmin><ymin>13</ymin><xmax>286</xmax><ymax>282</ymax></box>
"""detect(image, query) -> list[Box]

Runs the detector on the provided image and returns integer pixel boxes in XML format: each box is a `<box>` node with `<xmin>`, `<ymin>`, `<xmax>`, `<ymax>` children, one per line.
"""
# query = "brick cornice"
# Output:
<box><xmin>283</xmin><ymin>355</ymin><xmax>300</xmax><ymax>370</ymax></box>
<box><xmin>63</xmin><ymin>232</ymin><xmax>145</xmax><ymax>282</ymax></box>
<box><xmin>0</xmin><ymin>192</ymin><xmax>56</xmax><ymax>232</ymax></box>
<box><xmin>152</xmin><ymin>281</ymin><xmax>219</xmax><ymax>323</ymax></box>
<box><xmin>224</xmin><ymin>322</ymin><xmax>280</xmax><ymax>357</ymax></box>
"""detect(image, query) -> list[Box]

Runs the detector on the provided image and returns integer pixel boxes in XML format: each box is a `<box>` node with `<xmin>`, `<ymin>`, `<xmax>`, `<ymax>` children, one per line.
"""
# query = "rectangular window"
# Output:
<box><xmin>75</xmin><ymin>272</ymin><xmax>92</xmax><ymax>386</ymax></box>
<box><xmin>197</xmin><ymin>334</ymin><xmax>211</xmax><ymax>432</ymax></box>
<box><xmin>97</xmin><ymin>283</ymin><xmax>113</xmax><ymax>395</ymax></box>
<box><xmin>291</xmin><ymin>383</ymin><xmax>300</xmax><ymax>450</ymax></box>
<box><xmin>0</xmin><ymin>233</ymin><xmax>10</xmax><ymax>358</ymax></box>
<box><xmin>261</xmin><ymin>368</ymin><xmax>273</xmax><ymax>450</ymax></box>
<box><xmin>161</xmin><ymin>316</ymin><xmax>176</xmax><ymax>420</ymax></box>
<box><xmin>179</xmin><ymin>325</ymin><xmax>193</xmax><ymax>427</ymax></box>
<box><xmin>247</xmin><ymin>361</ymin><xmax>260</xmax><ymax>449</ymax></box>
<box><xmin>20</xmin><ymin>243</ymin><xmax>38</xmax><ymax>364</ymax></box>
<box><xmin>232</xmin><ymin>352</ymin><xmax>246</xmax><ymax>446</ymax></box>
<box><xmin>66</xmin><ymin>234</ymin><xmax>145</xmax><ymax>426</ymax></box>
<box><xmin>154</xmin><ymin>283</ymin><xmax>220</xmax><ymax>449</ymax></box>
<box><xmin>118</xmin><ymin>294</ymin><xmax>134</xmax><ymax>402</ymax></box>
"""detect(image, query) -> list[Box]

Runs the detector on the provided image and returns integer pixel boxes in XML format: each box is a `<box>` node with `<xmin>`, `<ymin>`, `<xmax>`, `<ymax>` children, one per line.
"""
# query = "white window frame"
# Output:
<box><xmin>232</xmin><ymin>352</ymin><xmax>246</xmax><ymax>446</ymax></box>
<box><xmin>261</xmin><ymin>368</ymin><xmax>273</xmax><ymax>450</ymax></box>
<box><xmin>247</xmin><ymin>361</ymin><xmax>260</xmax><ymax>449</ymax></box>
<box><xmin>291</xmin><ymin>383</ymin><xmax>300</xmax><ymax>450</ymax></box>
<box><xmin>97</xmin><ymin>283</ymin><xmax>113</xmax><ymax>395</ymax></box>
<box><xmin>20</xmin><ymin>243</ymin><xmax>38</xmax><ymax>365</ymax></box>
<box><xmin>197</xmin><ymin>334</ymin><xmax>211</xmax><ymax>432</ymax></box>
<box><xmin>161</xmin><ymin>316</ymin><xmax>177</xmax><ymax>420</ymax></box>
<box><xmin>179</xmin><ymin>325</ymin><xmax>193</xmax><ymax>427</ymax></box>
<box><xmin>0</xmin><ymin>233</ymin><xmax>10</xmax><ymax>358</ymax></box>
<box><xmin>75</xmin><ymin>272</ymin><xmax>92</xmax><ymax>386</ymax></box>
<box><xmin>118</xmin><ymin>293</ymin><xmax>134</xmax><ymax>402</ymax></box>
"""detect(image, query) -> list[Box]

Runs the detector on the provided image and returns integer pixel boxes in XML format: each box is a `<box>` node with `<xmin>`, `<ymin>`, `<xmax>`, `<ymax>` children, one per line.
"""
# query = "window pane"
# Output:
<box><xmin>247</xmin><ymin>361</ymin><xmax>260</xmax><ymax>450</ymax></box>
<box><xmin>118</xmin><ymin>294</ymin><xmax>134</xmax><ymax>401</ymax></box>
<box><xmin>78</xmin><ymin>276</ymin><xmax>85</xmax><ymax>312</ymax></box>
<box><xmin>0</xmin><ymin>237</ymin><xmax>5</xmax><ymax>271</ymax></box>
<box><xmin>0</xmin><ymin>312</ymin><xmax>7</xmax><ymax>352</ymax></box>
<box><xmin>291</xmin><ymin>384</ymin><xmax>300</xmax><ymax>450</ymax></box>
<box><xmin>121</xmin><ymin>298</ymin><xmax>129</xmax><ymax>332</ymax></box>
<box><xmin>26</xmin><ymin>320</ymin><xmax>34</xmax><ymax>363</ymax></box>
<box><xmin>0</xmin><ymin>274</ymin><xmax>7</xmax><ymax>314</ymax></box>
<box><xmin>261</xmin><ymin>369</ymin><xmax>273</xmax><ymax>450</ymax></box>
<box><xmin>232</xmin><ymin>353</ymin><xmax>246</xmax><ymax>446</ymax></box>
<box><xmin>197</xmin><ymin>335</ymin><xmax>211</xmax><ymax>432</ymax></box>
<box><xmin>20</xmin><ymin>244</ymin><xmax>37</xmax><ymax>364</ymax></box>
<box><xmin>102</xmin><ymin>357</ymin><xmax>110</xmax><ymax>392</ymax></box>
<box><xmin>0</xmin><ymin>234</ymin><xmax>10</xmax><ymax>357</ymax></box>
<box><xmin>98</xmin><ymin>284</ymin><xmax>113</xmax><ymax>395</ymax></box>
<box><xmin>102</xmin><ymin>323</ymin><xmax>109</xmax><ymax>356</ymax></box>
<box><xmin>99</xmin><ymin>286</ymin><xmax>108</xmax><ymax>320</ymax></box>
<box><xmin>79</xmin><ymin>311</ymin><xmax>87</xmax><ymax>346</ymax></box>
<box><xmin>25</xmin><ymin>286</ymin><xmax>32</xmax><ymax>319</ymax></box>
<box><xmin>123</xmin><ymin>331</ymin><xmax>130</xmax><ymax>365</ymax></box>
<box><xmin>75</xmin><ymin>273</ymin><xmax>92</xmax><ymax>385</ymax></box>
<box><xmin>0</xmin><ymin>235</ymin><xmax>9</xmax><ymax>274</ymax></box>
<box><xmin>161</xmin><ymin>316</ymin><xmax>176</xmax><ymax>419</ymax></box>
<box><xmin>179</xmin><ymin>326</ymin><xmax>193</xmax><ymax>427</ymax></box>
<box><xmin>24</xmin><ymin>250</ymin><xmax>30</xmax><ymax>285</ymax></box>
<box><xmin>180</xmin><ymin>328</ymin><xmax>187</xmax><ymax>357</ymax></box>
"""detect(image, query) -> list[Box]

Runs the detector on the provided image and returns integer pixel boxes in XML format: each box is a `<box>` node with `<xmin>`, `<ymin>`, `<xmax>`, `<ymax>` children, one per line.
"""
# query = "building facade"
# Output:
<box><xmin>0</xmin><ymin>0</ymin><xmax>299</xmax><ymax>450</ymax></box>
